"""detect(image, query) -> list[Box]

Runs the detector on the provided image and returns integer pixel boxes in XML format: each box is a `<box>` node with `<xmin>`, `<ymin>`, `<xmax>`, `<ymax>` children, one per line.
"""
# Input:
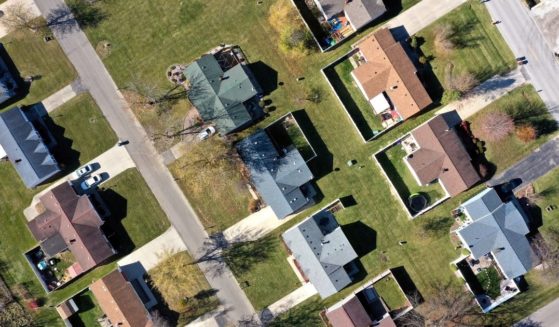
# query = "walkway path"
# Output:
<box><xmin>223</xmin><ymin>207</ymin><xmax>299</xmax><ymax>243</ymax></box>
<box><xmin>0</xmin><ymin>0</ymin><xmax>41</xmax><ymax>38</ymax></box>
<box><xmin>41</xmin><ymin>83</ymin><xmax>78</xmax><ymax>113</ymax></box>
<box><xmin>488</xmin><ymin>136</ymin><xmax>559</xmax><ymax>189</ymax></box>
<box><xmin>34</xmin><ymin>0</ymin><xmax>255</xmax><ymax>324</ymax></box>
<box><xmin>435</xmin><ymin>68</ymin><xmax>526</xmax><ymax>119</ymax></box>
<box><xmin>23</xmin><ymin>144</ymin><xmax>135</xmax><ymax>221</ymax></box>
<box><xmin>261</xmin><ymin>283</ymin><xmax>318</xmax><ymax>321</ymax></box>
<box><xmin>484</xmin><ymin>0</ymin><xmax>559</xmax><ymax>121</ymax></box>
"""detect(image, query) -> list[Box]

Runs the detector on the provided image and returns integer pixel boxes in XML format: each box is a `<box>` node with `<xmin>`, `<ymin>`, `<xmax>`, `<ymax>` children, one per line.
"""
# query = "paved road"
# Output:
<box><xmin>34</xmin><ymin>0</ymin><xmax>255</xmax><ymax>324</ymax></box>
<box><xmin>488</xmin><ymin>136</ymin><xmax>559</xmax><ymax>189</ymax></box>
<box><xmin>514</xmin><ymin>296</ymin><xmax>559</xmax><ymax>327</ymax></box>
<box><xmin>484</xmin><ymin>0</ymin><xmax>559</xmax><ymax>121</ymax></box>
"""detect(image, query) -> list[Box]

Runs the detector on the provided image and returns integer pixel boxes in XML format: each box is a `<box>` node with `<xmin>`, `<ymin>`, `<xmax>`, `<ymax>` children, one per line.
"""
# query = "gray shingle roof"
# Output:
<box><xmin>457</xmin><ymin>188</ymin><xmax>534</xmax><ymax>279</ymax></box>
<box><xmin>183</xmin><ymin>54</ymin><xmax>262</xmax><ymax>134</ymax></box>
<box><xmin>282</xmin><ymin>210</ymin><xmax>358</xmax><ymax>298</ymax></box>
<box><xmin>315</xmin><ymin>0</ymin><xmax>386</xmax><ymax>30</ymax></box>
<box><xmin>237</xmin><ymin>130</ymin><xmax>314</xmax><ymax>219</ymax></box>
<box><xmin>0</xmin><ymin>107</ymin><xmax>60</xmax><ymax>188</ymax></box>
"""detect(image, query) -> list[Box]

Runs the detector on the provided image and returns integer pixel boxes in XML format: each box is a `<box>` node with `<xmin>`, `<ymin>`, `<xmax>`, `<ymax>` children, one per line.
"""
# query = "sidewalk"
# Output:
<box><xmin>41</xmin><ymin>84</ymin><xmax>78</xmax><ymax>113</ymax></box>
<box><xmin>435</xmin><ymin>68</ymin><xmax>526</xmax><ymax>120</ymax></box>
<box><xmin>262</xmin><ymin>283</ymin><xmax>318</xmax><ymax>320</ymax></box>
<box><xmin>223</xmin><ymin>206</ymin><xmax>297</xmax><ymax>243</ymax></box>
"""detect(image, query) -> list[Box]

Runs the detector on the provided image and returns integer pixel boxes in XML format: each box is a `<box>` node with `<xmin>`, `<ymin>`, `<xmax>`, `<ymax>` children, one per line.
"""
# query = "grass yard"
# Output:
<box><xmin>327</xmin><ymin>58</ymin><xmax>383</xmax><ymax>141</ymax></box>
<box><xmin>534</xmin><ymin>168</ymin><xmax>559</xmax><ymax>224</ymax></box>
<box><xmin>374</xmin><ymin>275</ymin><xmax>408</xmax><ymax>311</ymax></box>
<box><xmin>67</xmin><ymin>290</ymin><xmax>104</xmax><ymax>327</ymax></box>
<box><xmin>47</xmin><ymin>93</ymin><xmax>118</xmax><ymax>170</ymax></box>
<box><xmin>416</xmin><ymin>1</ymin><xmax>516</xmax><ymax>87</ymax></box>
<box><xmin>477</xmin><ymin>266</ymin><xmax>501</xmax><ymax>299</ymax></box>
<box><xmin>1</xmin><ymin>27</ymin><xmax>76</xmax><ymax>107</ymax></box>
<box><xmin>469</xmin><ymin>85</ymin><xmax>556</xmax><ymax>174</ymax></box>
<box><xmin>376</xmin><ymin>144</ymin><xmax>447</xmax><ymax>214</ymax></box>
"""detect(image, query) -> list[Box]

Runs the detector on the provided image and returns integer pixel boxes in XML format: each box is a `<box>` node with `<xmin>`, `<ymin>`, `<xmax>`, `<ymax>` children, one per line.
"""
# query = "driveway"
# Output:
<box><xmin>23</xmin><ymin>144</ymin><xmax>135</xmax><ymax>221</ymax></box>
<box><xmin>514</xmin><ymin>296</ymin><xmax>559</xmax><ymax>326</ymax></box>
<box><xmin>488</xmin><ymin>136</ymin><xmax>559</xmax><ymax>189</ymax></box>
<box><xmin>223</xmin><ymin>206</ymin><xmax>299</xmax><ymax>243</ymax></box>
<box><xmin>531</xmin><ymin>1</ymin><xmax>559</xmax><ymax>55</ymax></box>
<box><xmin>484</xmin><ymin>0</ymin><xmax>559</xmax><ymax>121</ymax></box>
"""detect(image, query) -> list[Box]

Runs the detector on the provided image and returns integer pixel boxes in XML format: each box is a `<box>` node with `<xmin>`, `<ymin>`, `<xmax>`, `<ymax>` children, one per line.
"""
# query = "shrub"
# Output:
<box><xmin>410</xmin><ymin>35</ymin><xmax>418</xmax><ymax>49</ymax></box>
<box><xmin>447</xmin><ymin>71</ymin><xmax>478</xmax><ymax>94</ymax></box>
<box><xmin>418</xmin><ymin>55</ymin><xmax>428</xmax><ymax>65</ymax></box>
<box><xmin>476</xmin><ymin>111</ymin><xmax>514</xmax><ymax>142</ymax></box>
<box><xmin>516</xmin><ymin>124</ymin><xmax>537</xmax><ymax>143</ymax></box>
<box><xmin>269</xmin><ymin>2</ymin><xmax>314</xmax><ymax>55</ymax></box>
<box><xmin>441</xmin><ymin>89</ymin><xmax>460</xmax><ymax>105</ymax></box>
<box><xmin>478</xmin><ymin>162</ymin><xmax>490</xmax><ymax>179</ymax></box>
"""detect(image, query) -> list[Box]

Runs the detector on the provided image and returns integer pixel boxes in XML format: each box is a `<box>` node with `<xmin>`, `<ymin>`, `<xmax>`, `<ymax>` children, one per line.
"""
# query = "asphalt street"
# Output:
<box><xmin>33</xmin><ymin>0</ymin><xmax>256</xmax><ymax>324</ymax></box>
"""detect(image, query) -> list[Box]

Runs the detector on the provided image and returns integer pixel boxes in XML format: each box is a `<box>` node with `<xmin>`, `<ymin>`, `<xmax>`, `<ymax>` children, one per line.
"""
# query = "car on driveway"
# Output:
<box><xmin>80</xmin><ymin>174</ymin><xmax>102</xmax><ymax>191</ymax></box>
<box><xmin>197</xmin><ymin>126</ymin><xmax>216</xmax><ymax>141</ymax></box>
<box><xmin>72</xmin><ymin>164</ymin><xmax>94</xmax><ymax>179</ymax></box>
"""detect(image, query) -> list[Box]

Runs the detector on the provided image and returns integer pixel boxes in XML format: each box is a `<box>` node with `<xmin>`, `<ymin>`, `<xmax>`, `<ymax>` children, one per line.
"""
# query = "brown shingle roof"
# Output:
<box><xmin>326</xmin><ymin>296</ymin><xmax>374</xmax><ymax>327</ymax></box>
<box><xmin>352</xmin><ymin>28</ymin><xmax>432</xmax><ymax>119</ymax></box>
<box><xmin>406</xmin><ymin>113</ymin><xmax>480</xmax><ymax>196</ymax></box>
<box><xmin>90</xmin><ymin>270</ymin><xmax>153</xmax><ymax>327</ymax></box>
<box><xmin>27</xmin><ymin>182</ymin><xmax>114</xmax><ymax>272</ymax></box>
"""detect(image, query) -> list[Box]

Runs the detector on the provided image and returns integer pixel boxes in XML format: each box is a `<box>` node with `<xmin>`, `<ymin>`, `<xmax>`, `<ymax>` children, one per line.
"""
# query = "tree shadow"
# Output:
<box><xmin>291</xmin><ymin>109</ymin><xmax>333</xmax><ymax>178</ymax></box>
<box><xmin>97</xmin><ymin>188</ymin><xmax>135</xmax><ymax>255</ymax></box>
<box><xmin>47</xmin><ymin>1</ymin><xmax>108</xmax><ymax>35</ymax></box>
<box><xmin>247</xmin><ymin>61</ymin><xmax>278</xmax><ymax>96</ymax></box>
<box><xmin>449</xmin><ymin>18</ymin><xmax>484</xmax><ymax>49</ymax></box>
<box><xmin>391</xmin><ymin>266</ymin><xmax>423</xmax><ymax>303</ymax></box>
<box><xmin>0</xmin><ymin>43</ymin><xmax>27</xmax><ymax>108</ymax></box>
<box><xmin>342</xmin><ymin>221</ymin><xmax>377</xmax><ymax>257</ymax></box>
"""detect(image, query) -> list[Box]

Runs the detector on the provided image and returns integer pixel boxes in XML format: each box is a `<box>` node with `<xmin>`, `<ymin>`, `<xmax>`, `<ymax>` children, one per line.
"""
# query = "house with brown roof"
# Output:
<box><xmin>351</xmin><ymin>28</ymin><xmax>432</xmax><ymax>130</ymax></box>
<box><xmin>402</xmin><ymin>111</ymin><xmax>480</xmax><ymax>197</ymax></box>
<box><xmin>90</xmin><ymin>269</ymin><xmax>153</xmax><ymax>327</ymax></box>
<box><xmin>27</xmin><ymin>182</ymin><xmax>115</xmax><ymax>282</ymax></box>
<box><xmin>325</xmin><ymin>287</ymin><xmax>396</xmax><ymax>327</ymax></box>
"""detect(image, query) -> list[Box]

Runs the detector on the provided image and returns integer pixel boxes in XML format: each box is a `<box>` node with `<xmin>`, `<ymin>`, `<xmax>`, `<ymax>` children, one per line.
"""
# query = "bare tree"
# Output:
<box><xmin>151</xmin><ymin>310</ymin><xmax>171</xmax><ymax>327</ymax></box>
<box><xmin>533</xmin><ymin>230</ymin><xmax>559</xmax><ymax>283</ymax></box>
<box><xmin>434</xmin><ymin>24</ymin><xmax>455</xmax><ymax>56</ymax></box>
<box><xmin>1</xmin><ymin>3</ymin><xmax>44</xmax><ymax>33</ymax></box>
<box><xmin>447</xmin><ymin>71</ymin><xmax>478</xmax><ymax>94</ymax></box>
<box><xmin>475</xmin><ymin>111</ymin><xmax>514</xmax><ymax>142</ymax></box>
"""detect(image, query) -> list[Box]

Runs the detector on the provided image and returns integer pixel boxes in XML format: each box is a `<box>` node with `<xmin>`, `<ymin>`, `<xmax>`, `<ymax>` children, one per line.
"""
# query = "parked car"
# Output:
<box><xmin>198</xmin><ymin>126</ymin><xmax>216</xmax><ymax>140</ymax></box>
<box><xmin>80</xmin><ymin>174</ymin><xmax>102</xmax><ymax>190</ymax></box>
<box><xmin>72</xmin><ymin>164</ymin><xmax>94</xmax><ymax>179</ymax></box>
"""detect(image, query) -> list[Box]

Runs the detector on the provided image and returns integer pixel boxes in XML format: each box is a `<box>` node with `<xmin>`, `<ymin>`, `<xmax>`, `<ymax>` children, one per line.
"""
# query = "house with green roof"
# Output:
<box><xmin>183</xmin><ymin>49</ymin><xmax>264</xmax><ymax>135</ymax></box>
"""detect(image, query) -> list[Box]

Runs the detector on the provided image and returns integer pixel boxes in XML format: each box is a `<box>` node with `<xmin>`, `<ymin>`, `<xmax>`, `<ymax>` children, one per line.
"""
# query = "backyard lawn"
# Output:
<box><xmin>1</xmin><ymin>26</ymin><xmax>76</xmax><ymax>107</ymax></box>
<box><xmin>469</xmin><ymin>85</ymin><xmax>556</xmax><ymax>174</ymax></box>
<box><xmin>373</xmin><ymin>275</ymin><xmax>409</xmax><ymax>311</ymax></box>
<box><xmin>416</xmin><ymin>1</ymin><xmax>516</xmax><ymax>88</ymax></box>
<box><xmin>67</xmin><ymin>290</ymin><xmax>104</xmax><ymax>327</ymax></box>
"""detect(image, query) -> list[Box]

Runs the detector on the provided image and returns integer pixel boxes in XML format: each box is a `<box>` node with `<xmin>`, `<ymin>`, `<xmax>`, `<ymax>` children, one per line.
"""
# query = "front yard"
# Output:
<box><xmin>469</xmin><ymin>85</ymin><xmax>556</xmax><ymax>174</ymax></box>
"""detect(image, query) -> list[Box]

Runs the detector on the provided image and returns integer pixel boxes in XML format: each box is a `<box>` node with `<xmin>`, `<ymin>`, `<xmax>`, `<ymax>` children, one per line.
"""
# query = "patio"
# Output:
<box><xmin>24</xmin><ymin>246</ymin><xmax>83</xmax><ymax>293</ymax></box>
<box><xmin>322</xmin><ymin>14</ymin><xmax>354</xmax><ymax>48</ymax></box>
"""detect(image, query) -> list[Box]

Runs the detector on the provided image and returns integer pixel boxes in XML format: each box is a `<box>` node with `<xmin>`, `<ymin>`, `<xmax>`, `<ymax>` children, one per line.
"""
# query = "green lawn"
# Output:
<box><xmin>377</xmin><ymin>144</ymin><xmax>447</xmax><ymax>214</ymax></box>
<box><xmin>534</xmin><ymin>167</ymin><xmax>559</xmax><ymax>224</ymax></box>
<box><xmin>58</xmin><ymin>0</ymin><xmax>551</xmax><ymax>324</ymax></box>
<box><xmin>47</xmin><ymin>93</ymin><xmax>118</xmax><ymax>170</ymax></box>
<box><xmin>1</xmin><ymin>27</ymin><xmax>76</xmax><ymax>107</ymax></box>
<box><xmin>416</xmin><ymin>1</ymin><xmax>516</xmax><ymax>87</ymax></box>
<box><xmin>374</xmin><ymin>275</ymin><xmax>408</xmax><ymax>311</ymax></box>
<box><xmin>68</xmin><ymin>290</ymin><xmax>104</xmax><ymax>327</ymax></box>
<box><xmin>477</xmin><ymin>266</ymin><xmax>501</xmax><ymax>299</ymax></box>
<box><xmin>469</xmin><ymin>85</ymin><xmax>556</xmax><ymax>174</ymax></box>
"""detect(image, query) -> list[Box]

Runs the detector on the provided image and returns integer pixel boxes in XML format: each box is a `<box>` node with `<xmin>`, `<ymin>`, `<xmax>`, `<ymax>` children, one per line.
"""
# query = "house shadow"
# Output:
<box><xmin>291</xmin><ymin>109</ymin><xmax>333</xmax><ymax>178</ymax></box>
<box><xmin>248</xmin><ymin>61</ymin><xmax>278</xmax><ymax>96</ymax></box>
<box><xmin>97</xmin><ymin>188</ymin><xmax>135</xmax><ymax>255</ymax></box>
<box><xmin>40</xmin><ymin>108</ymin><xmax>82</xmax><ymax>174</ymax></box>
<box><xmin>143</xmin><ymin>274</ymin><xmax>180</xmax><ymax>326</ymax></box>
<box><xmin>340</xmin><ymin>195</ymin><xmax>357</xmax><ymax>208</ymax></box>
<box><xmin>343</xmin><ymin>221</ymin><xmax>377</xmax><ymax>257</ymax></box>
<box><xmin>0</xmin><ymin>43</ymin><xmax>28</xmax><ymax>109</ymax></box>
<box><xmin>391</xmin><ymin>266</ymin><xmax>423</xmax><ymax>304</ymax></box>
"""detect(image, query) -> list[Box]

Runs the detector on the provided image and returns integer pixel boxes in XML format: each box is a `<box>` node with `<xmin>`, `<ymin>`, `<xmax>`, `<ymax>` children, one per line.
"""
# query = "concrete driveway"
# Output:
<box><xmin>531</xmin><ymin>1</ymin><xmax>559</xmax><ymax>54</ymax></box>
<box><xmin>23</xmin><ymin>144</ymin><xmax>135</xmax><ymax>221</ymax></box>
<box><xmin>223</xmin><ymin>206</ymin><xmax>298</xmax><ymax>243</ymax></box>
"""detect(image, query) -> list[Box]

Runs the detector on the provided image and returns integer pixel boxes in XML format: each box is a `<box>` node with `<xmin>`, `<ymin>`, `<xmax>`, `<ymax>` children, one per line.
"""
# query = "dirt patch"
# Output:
<box><xmin>95</xmin><ymin>40</ymin><xmax>112</xmax><ymax>59</ymax></box>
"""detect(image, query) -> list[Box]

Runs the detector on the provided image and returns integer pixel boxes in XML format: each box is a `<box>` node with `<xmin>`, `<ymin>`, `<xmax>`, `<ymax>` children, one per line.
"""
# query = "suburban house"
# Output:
<box><xmin>90</xmin><ymin>269</ymin><xmax>154</xmax><ymax>327</ymax></box>
<box><xmin>183</xmin><ymin>46</ymin><xmax>264</xmax><ymax>135</ymax></box>
<box><xmin>351</xmin><ymin>28</ymin><xmax>432</xmax><ymax>130</ymax></box>
<box><xmin>453</xmin><ymin>188</ymin><xmax>536</xmax><ymax>312</ymax></box>
<box><xmin>314</xmin><ymin>0</ymin><xmax>386</xmax><ymax>36</ymax></box>
<box><xmin>236</xmin><ymin>128</ymin><xmax>315</xmax><ymax>219</ymax></box>
<box><xmin>402</xmin><ymin>111</ymin><xmax>480</xmax><ymax>197</ymax></box>
<box><xmin>26</xmin><ymin>181</ymin><xmax>115</xmax><ymax>290</ymax></box>
<box><xmin>282</xmin><ymin>207</ymin><xmax>358</xmax><ymax>298</ymax></box>
<box><xmin>0</xmin><ymin>53</ymin><xmax>18</xmax><ymax>104</ymax></box>
<box><xmin>0</xmin><ymin>106</ymin><xmax>60</xmax><ymax>188</ymax></box>
<box><xmin>325</xmin><ymin>283</ymin><xmax>396</xmax><ymax>327</ymax></box>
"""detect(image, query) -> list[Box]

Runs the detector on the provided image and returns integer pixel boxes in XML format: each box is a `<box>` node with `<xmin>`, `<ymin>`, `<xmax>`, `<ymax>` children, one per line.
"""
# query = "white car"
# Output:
<box><xmin>197</xmin><ymin>126</ymin><xmax>216</xmax><ymax>141</ymax></box>
<box><xmin>80</xmin><ymin>174</ymin><xmax>102</xmax><ymax>190</ymax></box>
<box><xmin>72</xmin><ymin>164</ymin><xmax>94</xmax><ymax>179</ymax></box>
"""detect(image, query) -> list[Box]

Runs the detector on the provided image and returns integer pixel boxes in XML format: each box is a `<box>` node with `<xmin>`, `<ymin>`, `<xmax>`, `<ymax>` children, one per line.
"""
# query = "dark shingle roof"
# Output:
<box><xmin>0</xmin><ymin>107</ymin><xmax>60</xmax><ymax>188</ymax></box>
<box><xmin>237</xmin><ymin>130</ymin><xmax>314</xmax><ymax>218</ymax></box>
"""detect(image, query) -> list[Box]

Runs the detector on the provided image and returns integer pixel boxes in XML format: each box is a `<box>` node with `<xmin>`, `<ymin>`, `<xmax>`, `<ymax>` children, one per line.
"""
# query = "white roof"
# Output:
<box><xmin>370</xmin><ymin>92</ymin><xmax>390</xmax><ymax>114</ymax></box>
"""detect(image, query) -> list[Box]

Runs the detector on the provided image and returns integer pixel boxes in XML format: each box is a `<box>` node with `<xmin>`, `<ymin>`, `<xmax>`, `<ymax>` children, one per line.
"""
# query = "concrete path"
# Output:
<box><xmin>0</xmin><ymin>0</ymin><xmax>41</xmax><ymax>38</ymax></box>
<box><xmin>23</xmin><ymin>144</ymin><xmax>135</xmax><ymax>221</ymax></box>
<box><xmin>262</xmin><ymin>283</ymin><xmax>317</xmax><ymax>320</ymax></box>
<box><xmin>223</xmin><ymin>207</ymin><xmax>298</xmax><ymax>243</ymax></box>
<box><xmin>384</xmin><ymin>0</ymin><xmax>467</xmax><ymax>39</ymax></box>
<box><xmin>42</xmin><ymin>84</ymin><xmax>78</xmax><ymax>113</ymax></box>
<box><xmin>485</xmin><ymin>0</ymin><xmax>559</xmax><ymax>121</ymax></box>
<box><xmin>531</xmin><ymin>0</ymin><xmax>559</xmax><ymax>55</ymax></box>
<box><xmin>34</xmin><ymin>0</ymin><xmax>256</xmax><ymax>324</ymax></box>
<box><xmin>117</xmin><ymin>226</ymin><xmax>186</xmax><ymax>272</ymax></box>
<box><xmin>488</xmin><ymin>136</ymin><xmax>559</xmax><ymax>189</ymax></box>
<box><xmin>436</xmin><ymin>68</ymin><xmax>526</xmax><ymax>119</ymax></box>
<box><xmin>514</xmin><ymin>295</ymin><xmax>559</xmax><ymax>327</ymax></box>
